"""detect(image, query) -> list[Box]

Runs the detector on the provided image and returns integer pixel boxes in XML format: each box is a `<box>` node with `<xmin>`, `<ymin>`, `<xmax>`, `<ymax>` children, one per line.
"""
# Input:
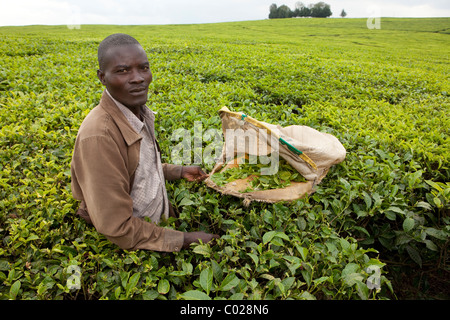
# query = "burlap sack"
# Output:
<box><xmin>204</xmin><ymin>107</ymin><xmax>346</xmax><ymax>204</ymax></box>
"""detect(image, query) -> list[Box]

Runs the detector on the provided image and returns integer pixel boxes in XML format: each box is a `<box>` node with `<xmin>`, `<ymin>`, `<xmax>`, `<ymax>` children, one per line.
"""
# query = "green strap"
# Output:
<box><xmin>279</xmin><ymin>137</ymin><xmax>304</xmax><ymax>155</ymax></box>
<box><xmin>240</xmin><ymin>113</ymin><xmax>304</xmax><ymax>156</ymax></box>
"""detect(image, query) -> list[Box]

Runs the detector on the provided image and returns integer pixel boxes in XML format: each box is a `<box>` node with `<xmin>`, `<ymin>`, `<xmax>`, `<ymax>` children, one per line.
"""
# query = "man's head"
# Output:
<box><xmin>97</xmin><ymin>33</ymin><xmax>152</xmax><ymax>109</ymax></box>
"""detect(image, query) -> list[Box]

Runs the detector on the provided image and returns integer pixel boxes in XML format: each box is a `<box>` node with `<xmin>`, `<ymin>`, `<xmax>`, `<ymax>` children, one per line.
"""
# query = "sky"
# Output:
<box><xmin>0</xmin><ymin>0</ymin><xmax>449</xmax><ymax>26</ymax></box>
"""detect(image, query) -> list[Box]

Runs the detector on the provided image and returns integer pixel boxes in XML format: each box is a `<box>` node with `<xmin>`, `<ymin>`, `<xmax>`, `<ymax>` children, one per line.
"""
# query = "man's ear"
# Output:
<box><xmin>97</xmin><ymin>69</ymin><xmax>106</xmax><ymax>85</ymax></box>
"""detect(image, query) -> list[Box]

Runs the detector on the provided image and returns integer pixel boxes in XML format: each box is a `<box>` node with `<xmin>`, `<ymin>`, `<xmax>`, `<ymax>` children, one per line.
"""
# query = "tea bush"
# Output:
<box><xmin>0</xmin><ymin>18</ymin><xmax>448</xmax><ymax>300</ymax></box>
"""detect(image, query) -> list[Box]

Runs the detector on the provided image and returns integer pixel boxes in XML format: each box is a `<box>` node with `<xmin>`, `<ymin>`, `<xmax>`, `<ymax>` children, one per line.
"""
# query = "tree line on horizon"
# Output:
<box><xmin>269</xmin><ymin>2</ymin><xmax>333</xmax><ymax>19</ymax></box>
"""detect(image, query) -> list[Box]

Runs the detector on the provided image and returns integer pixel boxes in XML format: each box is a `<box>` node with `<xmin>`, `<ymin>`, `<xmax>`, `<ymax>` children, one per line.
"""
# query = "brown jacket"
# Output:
<box><xmin>70</xmin><ymin>91</ymin><xmax>184</xmax><ymax>252</ymax></box>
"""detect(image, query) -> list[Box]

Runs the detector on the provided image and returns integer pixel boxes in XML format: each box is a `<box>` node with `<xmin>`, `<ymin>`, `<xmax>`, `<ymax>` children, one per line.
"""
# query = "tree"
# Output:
<box><xmin>269</xmin><ymin>4</ymin><xmax>293</xmax><ymax>19</ymax></box>
<box><xmin>269</xmin><ymin>3</ymin><xmax>278</xmax><ymax>19</ymax></box>
<box><xmin>277</xmin><ymin>5</ymin><xmax>293</xmax><ymax>18</ymax></box>
<box><xmin>269</xmin><ymin>2</ymin><xmax>332</xmax><ymax>19</ymax></box>
<box><xmin>310</xmin><ymin>2</ymin><xmax>332</xmax><ymax>18</ymax></box>
<box><xmin>293</xmin><ymin>2</ymin><xmax>311</xmax><ymax>17</ymax></box>
<box><xmin>340</xmin><ymin>9</ymin><xmax>347</xmax><ymax>18</ymax></box>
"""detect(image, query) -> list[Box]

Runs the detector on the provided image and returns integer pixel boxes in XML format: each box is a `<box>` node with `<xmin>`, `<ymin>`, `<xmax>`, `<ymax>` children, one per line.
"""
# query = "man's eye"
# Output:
<box><xmin>117</xmin><ymin>69</ymin><xmax>127</xmax><ymax>73</ymax></box>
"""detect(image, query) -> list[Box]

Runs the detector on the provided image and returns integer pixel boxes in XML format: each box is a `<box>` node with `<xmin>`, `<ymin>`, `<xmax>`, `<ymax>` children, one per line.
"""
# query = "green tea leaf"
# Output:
<box><xmin>158</xmin><ymin>279</ymin><xmax>170</xmax><ymax>294</ymax></box>
<box><xmin>211</xmin><ymin>260</ymin><xmax>223</xmax><ymax>282</ymax></box>
<box><xmin>313</xmin><ymin>276</ymin><xmax>329</xmax><ymax>286</ymax></box>
<box><xmin>362</xmin><ymin>191</ymin><xmax>372</xmax><ymax>209</ymax></box>
<box><xmin>192</xmin><ymin>244</ymin><xmax>211</xmax><ymax>257</ymax></box>
<box><xmin>199</xmin><ymin>267</ymin><xmax>213</xmax><ymax>295</ymax></box>
<box><xmin>179</xmin><ymin>197</ymin><xmax>195</xmax><ymax>206</ymax></box>
<box><xmin>402</xmin><ymin>217</ymin><xmax>415</xmax><ymax>232</ymax></box>
<box><xmin>142</xmin><ymin>290</ymin><xmax>160</xmax><ymax>300</ymax></box>
<box><xmin>102</xmin><ymin>258</ymin><xmax>115</xmax><ymax>267</ymax></box>
<box><xmin>406</xmin><ymin>245</ymin><xmax>422</xmax><ymax>267</ymax></box>
<box><xmin>425</xmin><ymin>227</ymin><xmax>448</xmax><ymax>240</ymax></box>
<box><xmin>424</xmin><ymin>240</ymin><xmax>438</xmax><ymax>251</ymax></box>
<box><xmin>115</xmin><ymin>287</ymin><xmax>122</xmax><ymax>299</ymax></box>
<box><xmin>127</xmin><ymin>272</ymin><xmax>140</xmax><ymax>292</ymax></box>
<box><xmin>279</xmin><ymin>171</ymin><xmax>291</xmax><ymax>181</ymax></box>
<box><xmin>301</xmin><ymin>270</ymin><xmax>312</xmax><ymax>287</ymax></box>
<box><xmin>262</xmin><ymin>231</ymin><xmax>276</xmax><ymax>244</ymax></box>
<box><xmin>180</xmin><ymin>290</ymin><xmax>211</xmax><ymax>300</ymax></box>
<box><xmin>296</xmin><ymin>246</ymin><xmax>308</xmax><ymax>261</ymax></box>
<box><xmin>219</xmin><ymin>273</ymin><xmax>239</xmax><ymax>291</ymax></box>
<box><xmin>229</xmin><ymin>292</ymin><xmax>245</xmax><ymax>300</ymax></box>
<box><xmin>248</xmin><ymin>253</ymin><xmax>259</xmax><ymax>266</ymax></box>
<box><xmin>356</xmin><ymin>280</ymin><xmax>370</xmax><ymax>300</ymax></box>
<box><xmin>10</xmin><ymin>280</ymin><xmax>21</xmax><ymax>300</ymax></box>
<box><xmin>0</xmin><ymin>260</ymin><xmax>10</xmax><ymax>271</ymax></box>
<box><xmin>299</xmin><ymin>291</ymin><xmax>316</xmax><ymax>300</ymax></box>
<box><xmin>182</xmin><ymin>261</ymin><xmax>194</xmax><ymax>275</ymax></box>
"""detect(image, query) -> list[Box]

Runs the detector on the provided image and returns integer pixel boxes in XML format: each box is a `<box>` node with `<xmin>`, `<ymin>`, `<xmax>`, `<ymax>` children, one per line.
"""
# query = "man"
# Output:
<box><xmin>70</xmin><ymin>33</ymin><xmax>218</xmax><ymax>252</ymax></box>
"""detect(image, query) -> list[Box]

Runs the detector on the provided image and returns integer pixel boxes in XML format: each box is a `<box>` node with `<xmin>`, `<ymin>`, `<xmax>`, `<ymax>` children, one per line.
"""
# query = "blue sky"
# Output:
<box><xmin>1</xmin><ymin>0</ymin><xmax>449</xmax><ymax>26</ymax></box>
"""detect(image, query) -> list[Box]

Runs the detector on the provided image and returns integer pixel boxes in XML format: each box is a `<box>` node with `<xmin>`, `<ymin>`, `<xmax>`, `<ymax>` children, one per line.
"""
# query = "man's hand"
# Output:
<box><xmin>183</xmin><ymin>231</ymin><xmax>220</xmax><ymax>249</ymax></box>
<box><xmin>181</xmin><ymin>166</ymin><xmax>209</xmax><ymax>182</ymax></box>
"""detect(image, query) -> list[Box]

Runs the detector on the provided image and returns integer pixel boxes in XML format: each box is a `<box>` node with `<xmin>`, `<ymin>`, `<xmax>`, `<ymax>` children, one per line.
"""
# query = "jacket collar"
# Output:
<box><xmin>99</xmin><ymin>90</ymin><xmax>142</xmax><ymax>146</ymax></box>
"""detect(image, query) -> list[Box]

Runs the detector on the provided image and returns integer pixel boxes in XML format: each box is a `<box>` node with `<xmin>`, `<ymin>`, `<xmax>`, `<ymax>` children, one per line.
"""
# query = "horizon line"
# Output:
<box><xmin>1</xmin><ymin>16</ymin><xmax>449</xmax><ymax>28</ymax></box>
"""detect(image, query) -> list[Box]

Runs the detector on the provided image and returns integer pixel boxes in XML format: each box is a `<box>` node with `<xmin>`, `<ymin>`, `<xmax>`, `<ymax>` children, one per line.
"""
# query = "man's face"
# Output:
<box><xmin>97</xmin><ymin>44</ymin><xmax>152</xmax><ymax>109</ymax></box>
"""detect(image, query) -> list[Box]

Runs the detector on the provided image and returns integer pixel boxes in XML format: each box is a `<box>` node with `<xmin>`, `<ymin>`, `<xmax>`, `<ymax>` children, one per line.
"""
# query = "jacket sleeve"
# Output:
<box><xmin>162</xmin><ymin>163</ymin><xmax>183</xmax><ymax>181</ymax></box>
<box><xmin>71</xmin><ymin>134</ymin><xmax>184</xmax><ymax>252</ymax></box>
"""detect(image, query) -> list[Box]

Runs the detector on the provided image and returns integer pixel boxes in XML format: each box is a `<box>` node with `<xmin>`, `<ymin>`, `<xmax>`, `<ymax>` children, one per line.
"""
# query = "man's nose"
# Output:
<box><xmin>129</xmin><ymin>69</ymin><xmax>144</xmax><ymax>83</ymax></box>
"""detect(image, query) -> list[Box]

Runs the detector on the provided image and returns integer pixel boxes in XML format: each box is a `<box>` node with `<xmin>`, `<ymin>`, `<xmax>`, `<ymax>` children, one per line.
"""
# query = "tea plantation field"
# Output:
<box><xmin>0</xmin><ymin>18</ymin><xmax>449</xmax><ymax>300</ymax></box>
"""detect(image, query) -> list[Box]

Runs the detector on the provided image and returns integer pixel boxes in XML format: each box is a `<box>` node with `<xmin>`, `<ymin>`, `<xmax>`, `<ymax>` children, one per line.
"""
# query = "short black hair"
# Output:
<box><xmin>97</xmin><ymin>33</ymin><xmax>141</xmax><ymax>70</ymax></box>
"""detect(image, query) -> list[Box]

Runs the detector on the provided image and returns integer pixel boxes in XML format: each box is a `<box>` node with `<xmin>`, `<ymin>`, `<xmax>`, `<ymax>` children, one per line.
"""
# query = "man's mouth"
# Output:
<box><xmin>129</xmin><ymin>87</ymin><xmax>147</xmax><ymax>94</ymax></box>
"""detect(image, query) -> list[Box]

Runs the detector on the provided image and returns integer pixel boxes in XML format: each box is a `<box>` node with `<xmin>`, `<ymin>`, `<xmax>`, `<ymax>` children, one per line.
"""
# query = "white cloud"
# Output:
<box><xmin>0</xmin><ymin>0</ymin><xmax>73</xmax><ymax>26</ymax></box>
<box><xmin>0</xmin><ymin>0</ymin><xmax>448</xmax><ymax>26</ymax></box>
<box><xmin>326</xmin><ymin>0</ymin><xmax>450</xmax><ymax>17</ymax></box>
